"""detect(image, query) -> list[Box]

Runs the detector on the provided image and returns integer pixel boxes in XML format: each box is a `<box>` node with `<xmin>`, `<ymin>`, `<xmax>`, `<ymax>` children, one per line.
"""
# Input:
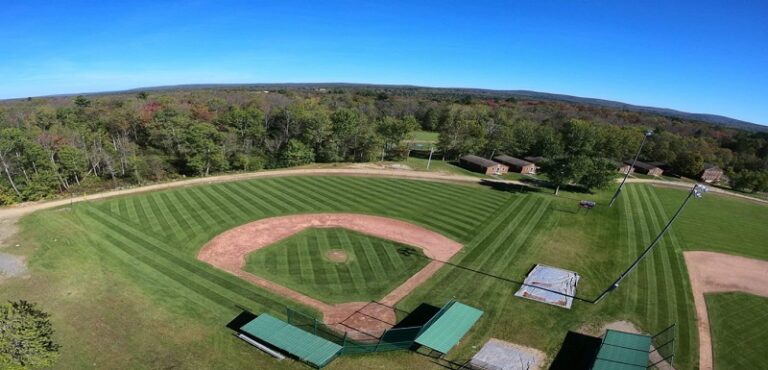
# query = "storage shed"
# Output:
<box><xmin>699</xmin><ymin>164</ymin><xmax>724</xmax><ymax>183</ymax></box>
<box><xmin>494</xmin><ymin>155</ymin><xmax>537</xmax><ymax>174</ymax></box>
<box><xmin>459</xmin><ymin>155</ymin><xmax>509</xmax><ymax>175</ymax></box>
<box><xmin>627</xmin><ymin>160</ymin><xmax>663</xmax><ymax>176</ymax></box>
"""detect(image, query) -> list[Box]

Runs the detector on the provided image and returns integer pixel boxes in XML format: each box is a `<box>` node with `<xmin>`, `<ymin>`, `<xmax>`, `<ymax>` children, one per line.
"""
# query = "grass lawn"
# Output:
<box><xmin>243</xmin><ymin>227</ymin><xmax>429</xmax><ymax>303</ymax></box>
<box><xmin>706</xmin><ymin>293</ymin><xmax>768</xmax><ymax>370</ymax></box>
<box><xmin>1</xmin><ymin>176</ymin><xmax>766</xmax><ymax>369</ymax></box>
<box><xmin>407</xmin><ymin>130</ymin><xmax>439</xmax><ymax>143</ymax></box>
<box><xmin>401</xmin><ymin>157</ymin><xmax>488</xmax><ymax>177</ymax></box>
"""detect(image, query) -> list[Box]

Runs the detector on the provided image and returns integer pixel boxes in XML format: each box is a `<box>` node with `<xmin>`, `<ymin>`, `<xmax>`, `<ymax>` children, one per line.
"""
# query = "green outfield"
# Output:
<box><xmin>1</xmin><ymin>175</ymin><xmax>767</xmax><ymax>369</ymax></box>
<box><xmin>243</xmin><ymin>227</ymin><xmax>429</xmax><ymax>303</ymax></box>
<box><xmin>706</xmin><ymin>293</ymin><xmax>768</xmax><ymax>370</ymax></box>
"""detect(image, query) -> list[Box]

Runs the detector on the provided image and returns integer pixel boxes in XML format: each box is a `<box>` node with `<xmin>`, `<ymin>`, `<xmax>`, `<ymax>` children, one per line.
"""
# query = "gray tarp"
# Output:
<box><xmin>514</xmin><ymin>264</ymin><xmax>580</xmax><ymax>309</ymax></box>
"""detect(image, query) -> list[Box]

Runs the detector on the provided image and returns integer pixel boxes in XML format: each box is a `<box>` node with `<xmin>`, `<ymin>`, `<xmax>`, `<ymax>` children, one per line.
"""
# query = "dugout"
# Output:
<box><xmin>414</xmin><ymin>300</ymin><xmax>484</xmax><ymax>355</ymax></box>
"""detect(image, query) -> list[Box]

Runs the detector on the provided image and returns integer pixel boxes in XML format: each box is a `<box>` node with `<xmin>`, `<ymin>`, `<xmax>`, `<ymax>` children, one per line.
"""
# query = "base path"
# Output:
<box><xmin>684</xmin><ymin>251</ymin><xmax>768</xmax><ymax>370</ymax></box>
<box><xmin>198</xmin><ymin>213</ymin><xmax>463</xmax><ymax>339</ymax></box>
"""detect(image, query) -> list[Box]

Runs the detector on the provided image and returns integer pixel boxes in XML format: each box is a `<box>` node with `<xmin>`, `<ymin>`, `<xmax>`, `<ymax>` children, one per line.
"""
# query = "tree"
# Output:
<box><xmin>562</xmin><ymin>119</ymin><xmax>597</xmax><ymax>156</ymax></box>
<box><xmin>730</xmin><ymin>170</ymin><xmax>768</xmax><ymax>193</ymax></box>
<box><xmin>72</xmin><ymin>95</ymin><xmax>91</xmax><ymax>108</ymax></box>
<box><xmin>672</xmin><ymin>150</ymin><xmax>704</xmax><ymax>177</ymax></box>
<box><xmin>55</xmin><ymin>146</ymin><xmax>87</xmax><ymax>186</ymax></box>
<box><xmin>579</xmin><ymin>158</ymin><xmax>618</xmax><ymax>191</ymax></box>
<box><xmin>0</xmin><ymin>300</ymin><xmax>60</xmax><ymax>369</ymax></box>
<box><xmin>377</xmin><ymin>116</ymin><xmax>418</xmax><ymax>160</ymax></box>
<box><xmin>279</xmin><ymin>139</ymin><xmax>314</xmax><ymax>167</ymax></box>
<box><xmin>0</xmin><ymin>128</ymin><xmax>27</xmax><ymax>199</ymax></box>
<box><xmin>541</xmin><ymin>155</ymin><xmax>589</xmax><ymax>195</ymax></box>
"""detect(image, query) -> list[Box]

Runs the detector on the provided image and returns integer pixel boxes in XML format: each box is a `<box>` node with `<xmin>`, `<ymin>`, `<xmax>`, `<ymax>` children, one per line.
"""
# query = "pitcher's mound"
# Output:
<box><xmin>325</xmin><ymin>249</ymin><xmax>349</xmax><ymax>263</ymax></box>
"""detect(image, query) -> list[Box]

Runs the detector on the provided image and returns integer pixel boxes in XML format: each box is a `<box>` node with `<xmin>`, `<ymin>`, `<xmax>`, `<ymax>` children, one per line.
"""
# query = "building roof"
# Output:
<box><xmin>240</xmin><ymin>314</ymin><xmax>342</xmax><ymax>368</ymax></box>
<box><xmin>702</xmin><ymin>163</ymin><xmax>722</xmax><ymax>171</ymax></box>
<box><xmin>591</xmin><ymin>330</ymin><xmax>651</xmax><ymax>370</ymax></box>
<box><xmin>494</xmin><ymin>155</ymin><xmax>533</xmax><ymax>167</ymax></box>
<box><xmin>524</xmin><ymin>156</ymin><xmax>545</xmax><ymax>164</ymax></box>
<box><xmin>625</xmin><ymin>160</ymin><xmax>660</xmax><ymax>171</ymax></box>
<box><xmin>415</xmin><ymin>300</ymin><xmax>484</xmax><ymax>354</ymax></box>
<box><xmin>461</xmin><ymin>155</ymin><xmax>502</xmax><ymax>168</ymax></box>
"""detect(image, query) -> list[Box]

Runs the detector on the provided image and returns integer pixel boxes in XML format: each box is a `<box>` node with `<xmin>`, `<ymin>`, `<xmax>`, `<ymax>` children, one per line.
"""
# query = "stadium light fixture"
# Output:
<box><xmin>608</xmin><ymin>130</ymin><xmax>654</xmax><ymax>208</ymax></box>
<box><xmin>594</xmin><ymin>182</ymin><xmax>705</xmax><ymax>303</ymax></box>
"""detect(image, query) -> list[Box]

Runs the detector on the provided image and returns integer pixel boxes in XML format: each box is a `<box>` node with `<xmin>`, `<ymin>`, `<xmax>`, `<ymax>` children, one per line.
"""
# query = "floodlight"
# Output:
<box><xmin>645</xmin><ymin>130</ymin><xmax>653</xmax><ymax>137</ymax></box>
<box><xmin>693</xmin><ymin>184</ymin><xmax>708</xmax><ymax>198</ymax></box>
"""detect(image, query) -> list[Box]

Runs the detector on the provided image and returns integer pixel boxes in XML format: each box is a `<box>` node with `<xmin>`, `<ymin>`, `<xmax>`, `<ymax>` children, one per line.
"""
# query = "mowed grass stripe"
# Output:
<box><xmin>626</xmin><ymin>186</ymin><xmax>652</xmax><ymax>319</ymax></box>
<box><xmin>76</xmin><ymin>209</ymin><xmax>244</xmax><ymax>310</ymax></box>
<box><xmin>391</xmin><ymin>178</ymin><xmax>500</xmax><ymax>209</ymax></box>
<box><xmin>336</xmin><ymin>229</ymin><xmax>370</xmax><ymax>294</ymax></box>
<box><xmin>219</xmin><ymin>182</ymin><xmax>277</xmax><ymax>215</ymax></box>
<box><xmin>375</xmin><ymin>178</ymin><xmax>500</xmax><ymax>221</ymax></box>
<box><xmin>145</xmin><ymin>194</ymin><xmax>176</xmax><ymax>239</ymax></box>
<box><xmin>154</xmin><ymin>192</ymin><xmax>192</xmax><ymax>241</ymax></box>
<box><xmin>458</xmin><ymin>196</ymin><xmax>537</xmax><ymax>270</ymax></box>
<box><xmin>341</xmin><ymin>176</ymin><xmax>492</xmax><ymax>230</ymax></box>
<box><xmin>188</xmin><ymin>187</ymin><xmax>240</xmax><ymax>228</ymax></box>
<box><xmin>620</xmin><ymin>190</ymin><xmax>639</xmax><ymax>310</ymax></box>
<box><xmin>429</xmin><ymin>195</ymin><xmax>526</xmax><ymax>289</ymax></box>
<box><xmin>456</xmin><ymin>198</ymin><xmax>548</xmax><ymax>297</ymax></box>
<box><xmin>245</xmin><ymin>179</ymin><xmax>310</xmax><ymax>212</ymax></box>
<box><xmin>644</xmin><ymin>186</ymin><xmax>698</xmax><ymax>363</ymax></box>
<box><xmin>155</xmin><ymin>192</ymin><xmax>189</xmax><ymax>240</ymax></box>
<box><xmin>268</xmin><ymin>178</ymin><xmax>339</xmax><ymax>211</ymax></box>
<box><xmin>642</xmin><ymin>186</ymin><xmax>682</xmax><ymax>326</ymax></box>
<box><xmin>240</xmin><ymin>181</ymin><xmax>299</xmax><ymax>214</ymax></box>
<box><xmin>636</xmin><ymin>185</ymin><xmax>673</xmax><ymax>325</ymax></box>
<box><xmin>81</xmin><ymin>205</ymin><xmax>292</xmax><ymax>310</ymax></box>
<box><xmin>170</xmin><ymin>189</ymin><xmax>213</xmax><ymax>230</ymax></box>
<box><xmin>472</xmin><ymin>198</ymin><xmax>546</xmax><ymax>272</ymax></box>
<box><xmin>208</xmin><ymin>184</ymin><xmax>263</xmax><ymax>221</ymax></box>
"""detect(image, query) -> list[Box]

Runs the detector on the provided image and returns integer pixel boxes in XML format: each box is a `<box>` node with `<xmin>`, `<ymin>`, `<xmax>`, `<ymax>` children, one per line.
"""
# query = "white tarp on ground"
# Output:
<box><xmin>514</xmin><ymin>264</ymin><xmax>580</xmax><ymax>309</ymax></box>
<box><xmin>469</xmin><ymin>339</ymin><xmax>543</xmax><ymax>370</ymax></box>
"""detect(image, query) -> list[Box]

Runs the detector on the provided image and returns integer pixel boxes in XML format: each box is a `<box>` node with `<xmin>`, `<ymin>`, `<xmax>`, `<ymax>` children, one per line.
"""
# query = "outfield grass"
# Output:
<box><xmin>706</xmin><ymin>293</ymin><xmax>768</xmax><ymax>370</ymax></box>
<box><xmin>243</xmin><ymin>228</ymin><xmax>429</xmax><ymax>303</ymax></box>
<box><xmin>1</xmin><ymin>176</ymin><xmax>766</xmax><ymax>369</ymax></box>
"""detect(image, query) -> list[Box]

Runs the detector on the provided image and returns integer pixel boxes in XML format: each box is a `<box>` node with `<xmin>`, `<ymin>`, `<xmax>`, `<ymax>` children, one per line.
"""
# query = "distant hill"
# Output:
<box><xmin>8</xmin><ymin>82</ymin><xmax>767</xmax><ymax>132</ymax></box>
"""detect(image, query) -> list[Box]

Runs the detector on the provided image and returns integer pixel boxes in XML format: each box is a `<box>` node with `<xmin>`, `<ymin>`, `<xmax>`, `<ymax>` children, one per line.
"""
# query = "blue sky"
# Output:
<box><xmin>1</xmin><ymin>1</ymin><xmax>767</xmax><ymax>124</ymax></box>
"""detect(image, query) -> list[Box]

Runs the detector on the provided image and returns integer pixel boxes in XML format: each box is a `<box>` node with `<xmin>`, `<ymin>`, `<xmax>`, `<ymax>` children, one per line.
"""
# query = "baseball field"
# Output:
<box><xmin>1</xmin><ymin>174</ymin><xmax>767</xmax><ymax>369</ymax></box>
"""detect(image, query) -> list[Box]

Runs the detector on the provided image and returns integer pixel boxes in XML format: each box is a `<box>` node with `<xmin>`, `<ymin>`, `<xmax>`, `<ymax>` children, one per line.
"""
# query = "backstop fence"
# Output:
<box><xmin>648</xmin><ymin>323</ymin><xmax>676</xmax><ymax>369</ymax></box>
<box><xmin>285</xmin><ymin>307</ymin><xmax>423</xmax><ymax>355</ymax></box>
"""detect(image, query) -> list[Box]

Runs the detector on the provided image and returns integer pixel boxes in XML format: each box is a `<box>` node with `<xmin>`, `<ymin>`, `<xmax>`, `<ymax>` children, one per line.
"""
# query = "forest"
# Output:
<box><xmin>0</xmin><ymin>85</ymin><xmax>766</xmax><ymax>204</ymax></box>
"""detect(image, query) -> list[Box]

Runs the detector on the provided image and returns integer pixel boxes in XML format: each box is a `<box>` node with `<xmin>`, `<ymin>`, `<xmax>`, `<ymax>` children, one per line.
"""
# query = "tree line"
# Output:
<box><xmin>0</xmin><ymin>87</ymin><xmax>765</xmax><ymax>204</ymax></box>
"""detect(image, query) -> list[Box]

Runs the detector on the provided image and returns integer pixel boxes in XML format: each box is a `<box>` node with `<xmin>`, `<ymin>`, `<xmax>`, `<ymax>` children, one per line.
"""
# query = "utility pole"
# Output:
<box><xmin>426</xmin><ymin>146</ymin><xmax>435</xmax><ymax>169</ymax></box>
<box><xmin>608</xmin><ymin>130</ymin><xmax>653</xmax><ymax>208</ymax></box>
<box><xmin>594</xmin><ymin>183</ymin><xmax>707</xmax><ymax>303</ymax></box>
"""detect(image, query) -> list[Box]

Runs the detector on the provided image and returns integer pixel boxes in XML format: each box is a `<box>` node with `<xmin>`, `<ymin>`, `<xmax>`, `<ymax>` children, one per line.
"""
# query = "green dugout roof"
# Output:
<box><xmin>415</xmin><ymin>300</ymin><xmax>483</xmax><ymax>354</ymax></box>
<box><xmin>591</xmin><ymin>329</ymin><xmax>651</xmax><ymax>370</ymax></box>
<box><xmin>240</xmin><ymin>314</ymin><xmax>342</xmax><ymax>368</ymax></box>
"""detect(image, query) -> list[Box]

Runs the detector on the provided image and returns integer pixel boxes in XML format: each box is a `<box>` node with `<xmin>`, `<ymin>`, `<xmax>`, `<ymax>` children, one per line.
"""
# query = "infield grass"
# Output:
<box><xmin>1</xmin><ymin>176</ymin><xmax>766</xmax><ymax>370</ymax></box>
<box><xmin>706</xmin><ymin>293</ymin><xmax>768</xmax><ymax>370</ymax></box>
<box><xmin>243</xmin><ymin>227</ymin><xmax>429</xmax><ymax>303</ymax></box>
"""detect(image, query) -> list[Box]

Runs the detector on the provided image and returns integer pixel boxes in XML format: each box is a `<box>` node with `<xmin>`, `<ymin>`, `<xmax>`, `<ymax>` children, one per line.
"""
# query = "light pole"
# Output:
<box><xmin>608</xmin><ymin>130</ymin><xmax>654</xmax><ymax>207</ymax></box>
<box><xmin>594</xmin><ymin>183</ymin><xmax>707</xmax><ymax>303</ymax></box>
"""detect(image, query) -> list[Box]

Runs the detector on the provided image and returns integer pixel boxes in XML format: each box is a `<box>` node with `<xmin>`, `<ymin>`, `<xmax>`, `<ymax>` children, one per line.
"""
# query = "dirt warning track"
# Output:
<box><xmin>684</xmin><ymin>251</ymin><xmax>768</xmax><ymax>370</ymax></box>
<box><xmin>197</xmin><ymin>213</ymin><xmax>463</xmax><ymax>339</ymax></box>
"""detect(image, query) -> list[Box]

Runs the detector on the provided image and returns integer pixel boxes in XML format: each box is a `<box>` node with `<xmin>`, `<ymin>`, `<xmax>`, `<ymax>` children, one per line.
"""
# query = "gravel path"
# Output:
<box><xmin>683</xmin><ymin>251</ymin><xmax>768</xmax><ymax>370</ymax></box>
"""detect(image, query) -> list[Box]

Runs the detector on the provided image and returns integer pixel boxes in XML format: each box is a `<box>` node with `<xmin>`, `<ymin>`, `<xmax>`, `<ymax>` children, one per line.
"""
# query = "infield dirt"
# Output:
<box><xmin>198</xmin><ymin>213</ymin><xmax>463</xmax><ymax>339</ymax></box>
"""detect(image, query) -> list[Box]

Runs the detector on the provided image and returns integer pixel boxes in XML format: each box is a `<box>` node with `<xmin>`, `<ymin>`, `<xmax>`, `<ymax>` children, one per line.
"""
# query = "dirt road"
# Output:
<box><xmin>683</xmin><ymin>251</ymin><xmax>768</xmax><ymax>370</ymax></box>
<box><xmin>0</xmin><ymin>166</ymin><xmax>517</xmax><ymax>249</ymax></box>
